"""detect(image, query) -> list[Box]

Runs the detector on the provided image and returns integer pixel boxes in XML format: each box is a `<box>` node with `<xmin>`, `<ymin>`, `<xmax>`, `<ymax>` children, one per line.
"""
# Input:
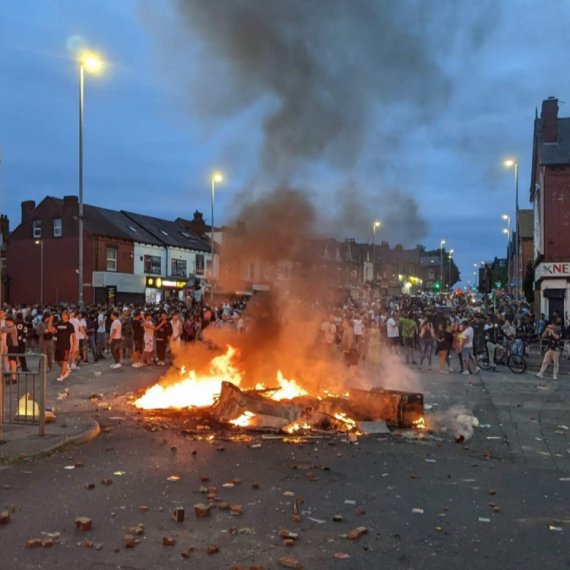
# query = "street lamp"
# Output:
<box><xmin>504</xmin><ymin>160</ymin><xmax>519</xmax><ymax>300</ymax></box>
<box><xmin>34</xmin><ymin>239</ymin><xmax>44</xmax><ymax>306</ymax></box>
<box><xmin>372</xmin><ymin>221</ymin><xmax>381</xmax><ymax>282</ymax></box>
<box><xmin>210</xmin><ymin>172</ymin><xmax>223</xmax><ymax>280</ymax></box>
<box><xmin>502</xmin><ymin>214</ymin><xmax>511</xmax><ymax>293</ymax></box>
<box><xmin>439</xmin><ymin>239</ymin><xmax>446</xmax><ymax>285</ymax></box>
<box><xmin>447</xmin><ymin>249</ymin><xmax>454</xmax><ymax>288</ymax></box>
<box><xmin>78</xmin><ymin>52</ymin><xmax>103</xmax><ymax>309</ymax></box>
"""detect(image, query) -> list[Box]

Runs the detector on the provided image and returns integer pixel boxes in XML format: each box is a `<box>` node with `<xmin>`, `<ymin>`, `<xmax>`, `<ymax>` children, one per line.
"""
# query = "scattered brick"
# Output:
<box><xmin>200</xmin><ymin>476</ymin><xmax>210</xmax><ymax>482</ymax></box>
<box><xmin>163</xmin><ymin>536</ymin><xmax>176</xmax><ymax>546</ymax></box>
<box><xmin>219</xmin><ymin>503</ymin><xmax>231</xmax><ymax>510</ymax></box>
<box><xmin>0</xmin><ymin>511</ymin><xmax>10</xmax><ymax>525</ymax></box>
<box><xmin>75</xmin><ymin>462</ymin><xmax>85</xmax><ymax>468</ymax></box>
<box><xmin>84</xmin><ymin>483</ymin><xmax>96</xmax><ymax>490</ymax></box>
<box><xmin>231</xmin><ymin>505</ymin><xmax>243</xmax><ymax>516</ymax></box>
<box><xmin>94</xmin><ymin>543</ymin><xmax>103</xmax><ymax>550</ymax></box>
<box><xmin>181</xmin><ymin>549</ymin><xmax>192</xmax><ymax>558</ymax></box>
<box><xmin>357</xmin><ymin>509</ymin><xmax>366</xmax><ymax>516</ymax></box>
<box><xmin>130</xmin><ymin>525</ymin><xmax>144</xmax><ymax>536</ymax></box>
<box><xmin>124</xmin><ymin>534</ymin><xmax>136</xmax><ymax>548</ymax></box>
<box><xmin>83</xmin><ymin>540</ymin><xmax>94</xmax><ymax>548</ymax></box>
<box><xmin>488</xmin><ymin>490</ymin><xmax>496</xmax><ymax>496</ymax></box>
<box><xmin>233</xmin><ymin>478</ymin><xmax>242</xmax><ymax>485</ymax></box>
<box><xmin>139</xmin><ymin>506</ymin><xmax>148</xmax><ymax>512</ymax></box>
<box><xmin>171</xmin><ymin>507</ymin><xmax>185</xmax><ymax>523</ymax></box>
<box><xmin>216</xmin><ymin>447</ymin><xmax>226</xmax><ymax>452</ymax></box>
<box><xmin>283</xmin><ymin>539</ymin><xmax>295</xmax><ymax>547</ymax></box>
<box><xmin>11</xmin><ymin>505</ymin><xmax>20</xmax><ymax>513</ymax></box>
<box><xmin>252</xmin><ymin>483</ymin><xmax>260</xmax><ymax>489</ymax></box>
<box><xmin>279</xmin><ymin>530</ymin><xmax>299</xmax><ymax>540</ymax></box>
<box><xmin>26</xmin><ymin>539</ymin><xmax>42</xmax><ymax>548</ymax></box>
<box><xmin>291</xmin><ymin>514</ymin><xmax>302</xmax><ymax>523</ymax></box>
<box><xmin>100</xmin><ymin>478</ymin><xmax>112</xmax><ymax>486</ymax></box>
<box><xmin>208</xmin><ymin>486</ymin><xmax>217</xmax><ymax>494</ymax></box>
<box><xmin>347</xmin><ymin>526</ymin><xmax>368</xmax><ymax>540</ymax></box>
<box><xmin>194</xmin><ymin>503</ymin><xmax>211</xmax><ymax>518</ymax></box>
<box><xmin>75</xmin><ymin>517</ymin><xmax>92</xmax><ymax>531</ymax></box>
<box><xmin>484</xmin><ymin>450</ymin><xmax>491</xmax><ymax>458</ymax></box>
<box><xmin>41</xmin><ymin>539</ymin><xmax>54</xmax><ymax>548</ymax></box>
<box><xmin>199</xmin><ymin>486</ymin><xmax>208</xmax><ymax>493</ymax></box>
<box><xmin>207</xmin><ymin>544</ymin><xmax>219</xmax><ymax>555</ymax></box>
<box><xmin>230</xmin><ymin>526</ymin><xmax>238</xmax><ymax>535</ymax></box>
<box><xmin>333</xmin><ymin>514</ymin><xmax>343</xmax><ymax>522</ymax></box>
<box><xmin>278</xmin><ymin>557</ymin><xmax>303</xmax><ymax>569</ymax></box>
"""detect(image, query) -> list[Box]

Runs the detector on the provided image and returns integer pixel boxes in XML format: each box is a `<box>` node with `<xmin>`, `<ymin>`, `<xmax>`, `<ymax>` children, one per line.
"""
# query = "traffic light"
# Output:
<box><xmin>478</xmin><ymin>267</ymin><xmax>492</xmax><ymax>293</ymax></box>
<box><xmin>434</xmin><ymin>282</ymin><xmax>441</xmax><ymax>290</ymax></box>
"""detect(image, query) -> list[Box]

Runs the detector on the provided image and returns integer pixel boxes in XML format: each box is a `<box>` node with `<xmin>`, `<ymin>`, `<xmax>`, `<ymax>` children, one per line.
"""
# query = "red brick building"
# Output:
<box><xmin>531</xmin><ymin>97</ymin><xmax>570</xmax><ymax>322</ymax></box>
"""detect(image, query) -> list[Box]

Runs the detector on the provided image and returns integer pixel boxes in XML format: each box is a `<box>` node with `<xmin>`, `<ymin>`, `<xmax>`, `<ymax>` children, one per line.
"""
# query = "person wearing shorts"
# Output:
<box><xmin>1</xmin><ymin>316</ymin><xmax>19</xmax><ymax>384</ymax></box>
<box><xmin>142</xmin><ymin>313</ymin><xmax>156</xmax><ymax>366</ymax></box>
<box><xmin>461</xmin><ymin>320</ymin><xmax>480</xmax><ymax>375</ymax></box>
<box><xmin>55</xmin><ymin>313</ymin><xmax>76</xmax><ymax>382</ymax></box>
<box><xmin>131</xmin><ymin>311</ymin><xmax>144</xmax><ymax>368</ymax></box>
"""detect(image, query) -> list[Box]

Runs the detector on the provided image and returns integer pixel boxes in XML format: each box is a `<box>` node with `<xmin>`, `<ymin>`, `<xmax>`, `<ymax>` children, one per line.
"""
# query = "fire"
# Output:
<box><xmin>230</xmin><ymin>411</ymin><xmax>256</xmax><ymax>427</ymax></box>
<box><xmin>413</xmin><ymin>417</ymin><xmax>426</xmax><ymax>430</ymax></box>
<box><xmin>333</xmin><ymin>412</ymin><xmax>358</xmax><ymax>431</ymax></box>
<box><xmin>284</xmin><ymin>421</ymin><xmax>312</xmax><ymax>434</ymax></box>
<box><xmin>134</xmin><ymin>345</ymin><xmax>242</xmax><ymax>410</ymax></box>
<box><xmin>133</xmin><ymin>346</ymin><xmax>309</xmax><ymax>410</ymax></box>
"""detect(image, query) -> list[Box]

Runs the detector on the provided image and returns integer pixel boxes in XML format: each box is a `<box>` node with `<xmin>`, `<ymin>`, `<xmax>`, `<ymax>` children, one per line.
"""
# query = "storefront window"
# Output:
<box><xmin>144</xmin><ymin>255</ymin><xmax>162</xmax><ymax>275</ymax></box>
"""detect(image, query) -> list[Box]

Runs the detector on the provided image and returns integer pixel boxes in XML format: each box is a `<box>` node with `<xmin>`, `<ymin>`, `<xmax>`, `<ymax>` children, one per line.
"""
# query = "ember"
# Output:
<box><xmin>413</xmin><ymin>417</ymin><xmax>426</xmax><ymax>430</ymax></box>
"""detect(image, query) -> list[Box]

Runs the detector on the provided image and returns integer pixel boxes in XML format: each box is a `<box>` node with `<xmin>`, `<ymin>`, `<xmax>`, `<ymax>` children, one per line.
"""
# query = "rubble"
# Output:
<box><xmin>231</xmin><ymin>505</ymin><xmax>243</xmax><ymax>516</ymax></box>
<box><xmin>347</xmin><ymin>526</ymin><xmax>368</xmax><ymax>540</ymax></box>
<box><xmin>194</xmin><ymin>503</ymin><xmax>211</xmax><ymax>518</ymax></box>
<box><xmin>100</xmin><ymin>478</ymin><xmax>112</xmax><ymax>486</ymax></box>
<box><xmin>0</xmin><ymin>511</ymin><xmax>10</xmax><ymax>525</ymax></box>
<box><xmin>207</xmin><ymin>544</ymin><xmax>220</xmax><ymax>555</ymax></box>
<box><xmin>74</xmin><ymin>517</ymin><xmax>92</xmax><ymax>531</ymax></box>
<box><xmin>25</xmin><ymin>539</ymin><xmax>42</xmax><ymax>548</ymax></box>
<box><xmin>163</xmin><ymin>536</ymin><xmax>176</xmax><ymax>546</ymax></box>
<box><xmin>41</xmin><ymin>539</ymin><xmax>53</xmax><ymax>548</ymax></box>
<box><xmin>171</xmin><ymin>507</ymin><xmax>185</xmax><ymax>522</ymax></box>
<box><xmin>124</xmin><ymin>534</ymin><xmax>136</xmax><ymax>548</ymax></box>
<box><xmin>278</xmin><ymin>557</ymin><xmax>303</xmax><ymax>569</ymax></box>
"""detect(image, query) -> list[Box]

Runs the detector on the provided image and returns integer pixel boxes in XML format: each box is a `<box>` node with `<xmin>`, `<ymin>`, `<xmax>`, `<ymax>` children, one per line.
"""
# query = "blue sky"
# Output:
<box><xmin>1</xmin><ymin>1</ymin><xmax>570</xmax><ymax>287</ymax></box>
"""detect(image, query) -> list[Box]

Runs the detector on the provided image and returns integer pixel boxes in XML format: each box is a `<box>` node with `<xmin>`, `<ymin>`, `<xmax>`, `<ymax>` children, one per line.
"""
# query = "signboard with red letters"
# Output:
<box><xmin>535</xmin><ymin>262</ymin><xmax>570</xmax><ymax>280</ymax></box>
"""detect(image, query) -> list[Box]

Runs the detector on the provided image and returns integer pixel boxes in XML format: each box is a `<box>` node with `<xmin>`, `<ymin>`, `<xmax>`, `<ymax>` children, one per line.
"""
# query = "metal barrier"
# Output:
<box><xmin>525</xmin><ymin>340</ymin><xmax>570</xmax><ymax>374</ymax></box>
<box><xmin>0</xmin><ymin>353</ymin><xmax>47</xmax><ymax>442</ymax></box>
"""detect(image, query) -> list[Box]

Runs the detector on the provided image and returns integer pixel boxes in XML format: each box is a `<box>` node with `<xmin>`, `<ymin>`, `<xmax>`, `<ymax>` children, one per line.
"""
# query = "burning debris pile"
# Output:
<box><xmin>133</xmin><ymin>345</ymin><xmax>424</xmax><ymax>436</ymax></box>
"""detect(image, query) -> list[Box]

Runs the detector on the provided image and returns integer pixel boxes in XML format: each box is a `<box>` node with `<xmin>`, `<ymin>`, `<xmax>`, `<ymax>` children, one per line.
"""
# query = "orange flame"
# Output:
<box><xmin>230</xmin><ymin>411</ymin><xmax>256</xmax><ymax>427</ymax></box>
<box><xmin>413</xmin><ymin>417</ymin><xmax>426</xmax><ymax>430</ymax></box>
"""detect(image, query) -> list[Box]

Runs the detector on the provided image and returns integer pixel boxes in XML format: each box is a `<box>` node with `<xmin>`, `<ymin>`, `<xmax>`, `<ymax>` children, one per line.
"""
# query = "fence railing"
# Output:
<box><xmin>524</xmin><ymin>339</ymin><xmax>570</xmax><ymax>373</ymax></box>
<box><xmin>1</xmin><ymin>353</ymin><xmax>47</xmax><ymax>442</ymax></box>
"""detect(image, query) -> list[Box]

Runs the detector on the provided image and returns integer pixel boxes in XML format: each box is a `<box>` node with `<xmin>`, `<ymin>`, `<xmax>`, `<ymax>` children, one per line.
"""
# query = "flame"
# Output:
<box><xmin>413</xmin><ymin>417</ymin><xmax>426</xmax><ymax>430</ymax></box>
<box><xmin>272</xmin><ymin>371</ymin><xmax>308</xmax><ymax>401</ymax></box>
<box><xmin>134</xmin><ymin>345</ymin><xmax>242</xmax><ymax>410</ymax></box>
<box><xmin>284</xmin><ymin>421</ymin><xmax>312</xmax><ymax>434</ymax></box>
<box><xmin>230</xmin><ymin>411</ymin><xmax>256</xmax><ymax>427</ymax></box>
<box><xmin>333</xmin><ymin>412</ymin><xmax>358</xmax><ymax>431</ymax></box>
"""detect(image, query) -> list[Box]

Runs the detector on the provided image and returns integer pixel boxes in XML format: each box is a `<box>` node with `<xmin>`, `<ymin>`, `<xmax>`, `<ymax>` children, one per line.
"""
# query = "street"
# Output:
<box><xmin>1</xmin><ymin>360</ymin><xmax>570</xmax><ymax>570</ymax></box>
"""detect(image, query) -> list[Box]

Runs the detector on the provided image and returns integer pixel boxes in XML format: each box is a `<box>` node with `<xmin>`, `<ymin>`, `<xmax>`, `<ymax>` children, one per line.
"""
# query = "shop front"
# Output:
<box><xmin>92</xmin><ymin>272</ymin><xmax>146</xmax><ymax>305</ymax></box>
<box><xmin>145</xmin><ymin>277</ymin><xmax>188</xmax><ymax>303</ymax></box>
<box><xmin>535</xmin><ymin>262</ymin><xmax>570</xmax><ymax>323</ymax></box>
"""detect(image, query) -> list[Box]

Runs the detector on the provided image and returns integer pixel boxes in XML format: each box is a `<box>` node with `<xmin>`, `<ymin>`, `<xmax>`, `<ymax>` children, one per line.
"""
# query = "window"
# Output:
<box><xmin>53</xmin><ymin>218</ymin><xmax>62</xmax><ymax>237</ymax></box>
<box><xmin>428</xmin><ymin>269</ymin><xmax>435</xmax><ymax>279</ymax></box>
<box><xmin>106</xmin><ymin>247</ymin><xmax>118</xmax><ymax>272</ymax></box>
<box><xmin>171</xmin><ymin>259</ymin><xmax>187</xmax><ymax>277</ymax></box>
<box><xmin>144</xmin><ymin>255</ymin><xmax>161</xmax><ymax>275</ymax></box>
<box><xmin>33</xmin><ymin>220</ymin><xmax>41</xmax><ymax>239</ymax></box>
<box><xmin>196</xmin><ymin>254</ymin><xmax>205</xmax><ymax>275</ymax></box>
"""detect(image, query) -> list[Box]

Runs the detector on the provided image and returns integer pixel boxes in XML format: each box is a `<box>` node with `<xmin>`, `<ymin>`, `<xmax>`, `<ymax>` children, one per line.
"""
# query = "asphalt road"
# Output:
<box><xmin>1</xmin><ymin>360</ymin><xmax>570</xmax><ymax>570</ymax></box>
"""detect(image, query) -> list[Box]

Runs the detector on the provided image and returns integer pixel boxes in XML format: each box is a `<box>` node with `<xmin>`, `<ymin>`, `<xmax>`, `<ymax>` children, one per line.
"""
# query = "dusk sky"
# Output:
<box><xmin>2</xmin><ymin>1</ymin><xmax>570</xmax><ymax>287</ymax></box>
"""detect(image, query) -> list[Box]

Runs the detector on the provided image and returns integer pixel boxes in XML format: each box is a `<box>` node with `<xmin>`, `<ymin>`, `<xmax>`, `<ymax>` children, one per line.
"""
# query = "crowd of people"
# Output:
<box><xmin>0</xmin><ymin>292</ymin><xmax>568</xmax><ymax>384</ymax></box>
<box><xmin>325</xmin><ymin>293</ymin><xmax>569</xmax><ymax>381</ymax></box>
<box><xmin>0</xmin><ymin>299</ymin><xmax>248</xmax><ymax>383</ymax></box>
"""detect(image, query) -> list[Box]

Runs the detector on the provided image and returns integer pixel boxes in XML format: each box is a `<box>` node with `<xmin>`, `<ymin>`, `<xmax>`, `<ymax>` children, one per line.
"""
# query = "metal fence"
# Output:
<box><xmin>1</xmin><ymin>353</ymin><xmax>47</xmax><ymax>442</ymax></box>
<box><xmin>524</xmin><ymin>340</ymin><xmax>570</xmax><ymax>374</ymax></box>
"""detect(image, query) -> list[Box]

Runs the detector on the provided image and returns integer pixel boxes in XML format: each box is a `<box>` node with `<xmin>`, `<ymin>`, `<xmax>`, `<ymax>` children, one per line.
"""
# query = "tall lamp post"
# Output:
<box><xmin>372</xmin><ymin>221</ymin><xmax>381</xmax><ymax>282</ymax></box>
<box><xmin>447</xmin><ymin>249</ymin><xmax>454</xmax><ymax>289</ymax></box>
<box><xmin>502</xmin><ymin>214</ymin><xmax>511</xmax><ymax>294</ymax></box>
<box><xmin>504</xmin><ymin>160</ymin><xmax>519</xmax><ymax>300</ymax></box>
<box><xmin>439</xmin><ymin>239</ymin><xmax>446</xmax><ymax>285</ymax></box>
<box><xmin>474</xmin><ymin>263</ymin><xmax>478</xmax><ymax>289</ymax></box>
<box><xmin>78</xmin><ymin>53</ymin><xmax>103</xmax><ymax>308</ymax></box>
<box><xmin>35</xmin><ymin>240</ymin><xmax>44</xmax><ymax>305</ymax></box>
<box><xmin>210</xmin><ymin>172</ymin><xmax>223</xmax><ymax>280</ymax></box>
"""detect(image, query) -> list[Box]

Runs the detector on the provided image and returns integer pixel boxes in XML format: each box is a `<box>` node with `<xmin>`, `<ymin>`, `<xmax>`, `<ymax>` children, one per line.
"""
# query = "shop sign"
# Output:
<box><xmin>535</xmin><ymin>262</ymin><xmax>570</xmax><ymax>280</ymax></box>
<box><xmin>146</xmin><ymin>277</ymin><xmax>186</xmax><ymax>289</ymax></box>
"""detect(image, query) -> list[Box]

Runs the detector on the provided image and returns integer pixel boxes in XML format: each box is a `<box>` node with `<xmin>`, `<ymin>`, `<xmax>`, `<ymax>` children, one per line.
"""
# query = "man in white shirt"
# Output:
<box><xmin>321</xmin><ymin>315</ymin><xmax>337</xmax><ymax>350</ymax></box>
<box><xmin>109</xmin><ymin>311</ymin><xmax>123</xmax><ymax>369</ymax></box>
<box><xmin>96</xmin><ymin>311</ymin><xmax>107</xmax><ymax>360</ymax></box>
<box><xmin>461</xmin><ymin>319</ymin><xmax>480</xmax><ymax>375</ymax></box>
<box><xmin>386</xmin><ymin>314</ymin><xmax>400</xmax><ymax>355</ymax></box>
<box><xmin>69</xmin><ymin>311</ymin><xmax>83</xmax><ymax>370</ymax></box>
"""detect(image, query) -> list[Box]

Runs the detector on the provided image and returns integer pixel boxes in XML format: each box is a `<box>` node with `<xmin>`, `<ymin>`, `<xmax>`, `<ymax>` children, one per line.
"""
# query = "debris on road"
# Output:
<box><xmin>0</xmin><ymin>511</ymin><xmax>10</xmax><ymax>525</ymax></box>
<box><xmin>347</xmin><ymin>526</ymin><xmax>368</xmax><ymax>540</ymax></box>
<box><xmin>194</xmin><ymin>503</ymin><xmax>211</xmax><ymax>518</ymax></box>
<box><xmin>74</xmin><ymin>517</ymin><xmax>92</xmax><ymax>531</ymax></box>
<box><xmin>207</xmin><ymin>544</ymin><xmax>220</xmax><ymax>554</ymax></box>
<box><xmin>163</xmin><ymin>536</ymin><xmax>176</xmax><ymax>546</ymax></box>
<box><xmin>25</xmin><ymin>539</ymin><xmax>42</xmax><ymax>548</ymax></box>
<box><xmin>171</xmin><ymin>507</ymin><xmax>185</xmax><ymax>522</ymax></box>
<box><xmin>278</xmin><ymin>557</ymin><xmax>303</xmax><ymax>569</ymax></box>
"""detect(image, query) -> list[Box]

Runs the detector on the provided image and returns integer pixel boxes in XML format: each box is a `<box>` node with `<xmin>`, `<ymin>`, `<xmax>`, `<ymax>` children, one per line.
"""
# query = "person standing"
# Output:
<box><xmin>366</xmin><ymin>320</ymin><xmax>381</xmax><ymax>369</ymax></box>
<box><xmin>96</xmin><ymin>309</ymin><xmax>107</xmax><ymax>360</ymax></box>
<box><xmin>461</xmin><ymin>319</ymin><xmax>480</xmax><ymax>375</ymax></box>
<box><xmin>155</xmin><ymin>312</ymin><xmax>172</xmax><ymax>366</ymax></box>
<box><xmin>120</xmin><ymin>308</ymin><xmax>134</xmax><ymax>365</ymax></box>
<box><xmin>537</xmin><ymin>321</ymin><xmax>561</xmax><ymax>381</ymax></box>
<box><xmin>341</xmin><ymin>319</ymin><xmax>358</xmax><ymax>368</ymax></box>
<box><xmin>142</xmin><ymin>313</ymin><xmax>156</xmax><ymax>366</ymax></box>
<box><xmin>68</xmin><ymin>311</ymin><xmax>82</xmax><ymax>369</ymax></box>
<box><xmin>436</xmin><ymin>323</ymin><xmax>453</xmax><ymax>374</ymax></box>
<box><xmin>131</xmin><ymin>311</ymin><xmax>144</xmax><ymax>367</ymax></box>
<box><xmin>37</xmin><ymin>312</ymin><xmax>56</xmax><ymax>372</ymax></box>
<box><xmin>386</xmin><ymin>313</ymin><xmax>400</xmax><ymax>355</ymax></box>
<box><xmin>170</xmin><ymin>312</ymin><xmax>183</xmax><ymax>360</ymax></box>
<box><xmin>400</xmin><ymin>313</ymin><xmax>418</xmax><ymax>365</ymax></box>
<box><xmin>108</xmin><ymin>311</ymin><xmax>123</xmax><ymax>370</ymax></box>
<box><xmin>85</xmin><ymin>312</ymin><xmax>98</xmax><ymax>362</ymax></box>
<box><xmin>76</xmin><ymin>311</ymin><xmax>88</xmax><ymax>363</ymax></box>
<box><xmin>54</xmin><ymin>313</ymin><xmax>75</xmax><ymax>382</ymax></box>
<box><xmin>483</xmin><ymin>317</ymin><xmax>501</xmax><ymax>371</ymax></box>
<box><xmin>15</xmin><ymin>312</ymin><xmax>30</xmax><ymax>372</ymax></box>
<box><xmin>1</xmin><ymin>316</ymin><xmax>18</xmax><ymax>383</ymax></box>
<box><xmin>418</xmin><ymin>320</ymin><xmax>435</xmax><ymax>370</ymax></box>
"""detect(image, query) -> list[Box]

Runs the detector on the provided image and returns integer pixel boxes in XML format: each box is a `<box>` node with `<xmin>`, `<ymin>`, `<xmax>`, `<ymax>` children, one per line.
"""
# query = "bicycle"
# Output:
<box><xmin>476</xmin><ymin>341</ymin><xmax>526</xmax><ymax>374</ymax></box>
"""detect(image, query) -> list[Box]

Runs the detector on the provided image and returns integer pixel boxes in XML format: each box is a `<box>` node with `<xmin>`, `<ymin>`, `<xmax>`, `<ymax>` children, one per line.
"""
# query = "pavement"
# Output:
<box><xmin>0</xmin><ymin>352</ymin><xmax>569</xmax><ymax>569</ymax></box>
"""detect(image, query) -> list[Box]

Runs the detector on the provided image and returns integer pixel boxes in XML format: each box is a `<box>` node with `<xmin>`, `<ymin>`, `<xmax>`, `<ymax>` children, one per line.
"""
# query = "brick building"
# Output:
<box><xmin>6</xmin><ymin>196</ymin><xmax>210</xmax><ymax>306</ymax></box>
<box><xmin>531</xmin><ymin>97</ymin><xmax>570</xmax><ymax>322</ymax></box>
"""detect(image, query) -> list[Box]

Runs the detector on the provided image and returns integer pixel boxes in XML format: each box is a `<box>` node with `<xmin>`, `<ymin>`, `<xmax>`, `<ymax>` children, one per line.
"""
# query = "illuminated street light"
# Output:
<box><xmin>78</xmin><ymin>50</ymin><xmax>104</xmax><ymax>308</ymax></box>
<box><xmin>372</xmin><ymin>221</ymin><xmax>381</xmax><ymax>283</ymax></box>
<box><xmin>210</xmin><ymin>172</ymin><xmax>224</xmax><ymax>281</ymax></box>
<box><xmin>439</xmin><ymin>239</ymin><xmax>446</xmax><ymax>285</ymax></box>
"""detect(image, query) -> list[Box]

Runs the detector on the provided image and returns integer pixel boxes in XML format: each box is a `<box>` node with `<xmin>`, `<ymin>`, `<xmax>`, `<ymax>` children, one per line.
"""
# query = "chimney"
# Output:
<box><xmin>541</xmin><ymin>97</ymin><xmax>558</xmax><ymax>143</ymax></box>
<box><xmin>63</xmin><ymin>195</ymin><xmax>79</xmax><ymax>217</ymax></box>
<box><xmin>21</xmin><ymin>200</ymin><xmax>36</xmax><ymax>223</ymax></box>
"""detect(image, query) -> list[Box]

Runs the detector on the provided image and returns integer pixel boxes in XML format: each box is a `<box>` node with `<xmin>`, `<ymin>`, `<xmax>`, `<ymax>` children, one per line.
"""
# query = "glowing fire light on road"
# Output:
<box><xmin>413</xmin><ymin>417</ymin><xmax>426</xmax><ymax>430</ymax></box>
<box><xmin>133</xmin><ymin>345</ymin><xmax>309</xmax><ymax>410</ymax></box>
